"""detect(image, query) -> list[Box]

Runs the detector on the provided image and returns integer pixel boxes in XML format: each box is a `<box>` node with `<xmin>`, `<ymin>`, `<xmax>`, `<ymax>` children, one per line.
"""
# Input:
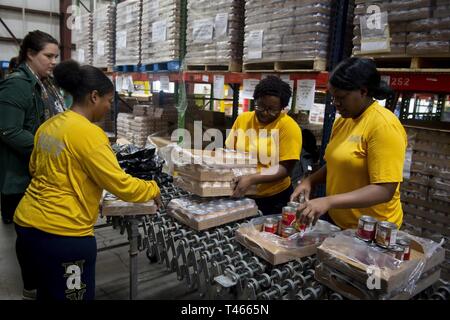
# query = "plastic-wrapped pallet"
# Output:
<box><xmin>116</xmin><ymin>0</ymin><xmax>141</xmax><ymax>66</ymax></box>
<box><xmin>185</xmin><ymin>0</ymin><xmax>244</xmax><ymax>71</ymax></box>
<box><xmin>141</xmin><ymin>0</ymin><xmax>181</xmax><ymax>65</ymax></box>
<box><xmin>72</xmin><ymin>13</ymin><xmax>93</xmax><ymax>65</ymax></box>
<box><xmin>353</xmin><ymin>0</ymin><xmax>450</xmax><ymax>56</ymax></box>
<box><xmin>243</xmin><ymin>0</ymin><xmax>331</xmax><ymax>64</ymax></box>
<box><xmin>117</xmin><ymin>113</ymin><xmax>134</xmax><ymax>141</ymax></box>
<box><xmin>93</xmin><ymin>4</ymin><xmax>116</xmax><ymax>68</ymax></box>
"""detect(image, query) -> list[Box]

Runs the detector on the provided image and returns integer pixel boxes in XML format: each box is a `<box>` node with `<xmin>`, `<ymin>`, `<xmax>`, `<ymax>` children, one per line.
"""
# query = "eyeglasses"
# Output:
<box><xmin>330</xmin><ymin>92</ymin><xmax>351</xmax><ymax>105</ymax></box>
<box><xmin>254</xmin><ymin>105</ymin><xmax>281</xmax><ymax>117</ymax></box>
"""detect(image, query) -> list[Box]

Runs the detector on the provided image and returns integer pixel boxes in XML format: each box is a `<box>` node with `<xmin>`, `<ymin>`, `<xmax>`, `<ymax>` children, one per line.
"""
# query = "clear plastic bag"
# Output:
<box><xmin>317</xmin><ymin>229</ymin><xmax>443</xmax><ymax>299</ymax></box>
<box><xmin>237</xmin><ymin>214</ymin><xmax>340</xmax><ymax>263</ymax></box>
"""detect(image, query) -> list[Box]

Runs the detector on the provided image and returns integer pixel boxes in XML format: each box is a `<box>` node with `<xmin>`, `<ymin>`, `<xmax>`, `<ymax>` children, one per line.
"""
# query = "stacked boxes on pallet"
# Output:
<box><xmin>117</xmin><ymin>106</ymin><xmax>177</xmax><ymax>147</ymax></box>
<box><xmin>185</xmin><ymin>0</ymin><xmax>245</xmax><ymax>70</ymax></box>
<box><xmin>401</xmin><ymin>127</ymin><xmax>450</xmax><ymax>281</ymax></box>
<box><xmin>72</xmin><ymin>13</ymin><xmax>93</xmax><ymax>65</ymax></box>
<box><xmin>93</xmin><ymin>4</ymin><xmax>116</xmax><ymax>68</ymax></box>
<box><xmin>243</xmin><ymin>0</ymin><xmax>331</xmax><ymax>64</ymax></box>
<box><xmin>115</xmin><ymin>0</ymin><xmax>142</xmax><ymax>66</ymax></box>
<box><xmin>141</xmin><ymin>0</ymin><xmax>182</xmax><ymax>65</ymax></box>
<box><xmin>353</xmin><ymin>0</ymin><xmax>450</xmax><ymax>56</ymax></box>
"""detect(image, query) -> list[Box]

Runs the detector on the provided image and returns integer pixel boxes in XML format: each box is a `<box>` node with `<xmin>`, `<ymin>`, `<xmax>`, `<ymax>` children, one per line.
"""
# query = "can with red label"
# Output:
<box><xmin>397</xmin><ymin>238</ymin><xmax>411</xmax><ymax>261</ymax></box>
<box><xmin>388</xmin><ymin>245</ymin><xmax>404</xmax><ymax>260</ymax></box>
<box><xmin>278</xmin><ymin>206</ymin><xmax>297</xmax><ymax>234</ymax></box>
<box><xmin>263</xmin><ymin>218</ymin><xmax>279</xmax><ymax>234</ymax></box>
<box><xmin>356</xmin><ymin>215</ymin><xmax>378</xmax><ymax>242</ymax></box>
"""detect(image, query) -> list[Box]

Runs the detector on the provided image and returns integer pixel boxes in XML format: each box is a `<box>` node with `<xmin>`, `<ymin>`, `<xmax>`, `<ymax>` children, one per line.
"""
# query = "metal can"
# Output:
<box><xmin>388</xmin><ymin>245</ymin><xmax>404</xmax><ymax>260</ymax></box>
<box><xmin>281</xmin><ymin>227</ymin><xmax>297</xmax><ymax>238</ymax></box>
<box><xmin>356</xmin><ymin>215</ymin><xmax>378</xmax><ymax>242</ymax></box>
<box><xmin>263</xmin><ymin>218</ymin><xmax>279</xmax><ymax>234</ymax></box>
<box><xmin>375</xmin><ymin>221</ymin><xmax>398</xmax><ymax>248</ymax></box>
<box><xmin>287</xmin><ymin>201</ymin><xmax>300</xmax><ymax>209</ymax></box>
<box><xmin>397</xmin><ymin>238</ymin><xmax>411</xmax><ymax>261</ymax></box>
<box><xmin>279</xmin><ymin>206</ymin><xmax>297</xmax><ymax>234</ymax></box>
<box><xmin>293</xmin><ymin>219</ymin><xmax>307</xmax><ymax>232</ymax></box>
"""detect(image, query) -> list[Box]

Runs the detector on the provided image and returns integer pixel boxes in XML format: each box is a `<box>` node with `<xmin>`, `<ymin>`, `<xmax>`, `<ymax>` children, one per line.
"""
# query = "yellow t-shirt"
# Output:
<box><xmin>324</xmin><ymin>101</ymin><xmax>407</xmax><ymax>229</ymax></box>
<box><xmin>14</xmin><ymin>110</ymin><xmax>160</xmax><ymax>237</ymax></box>
<box><xmin>225</xmin><ymin>111</ymin><xmax>302</xmax><ymax>197</ymax></box>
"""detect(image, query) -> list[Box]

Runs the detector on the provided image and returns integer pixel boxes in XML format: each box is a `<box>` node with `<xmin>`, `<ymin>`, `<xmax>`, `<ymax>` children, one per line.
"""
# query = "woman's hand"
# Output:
<box><xmin>290</xmin><ymin>178</ymin><xmax>312</xmax><ymax>202</ymax></box>
<box><xmin>231</xmin><ymin>175</ymin><xmax>254</xmax><ymax>198</ymax></box>
<box><xmin>296</xmin><ymin>197</ymin><xmax>331</xmax><ymax>226</ymax></box>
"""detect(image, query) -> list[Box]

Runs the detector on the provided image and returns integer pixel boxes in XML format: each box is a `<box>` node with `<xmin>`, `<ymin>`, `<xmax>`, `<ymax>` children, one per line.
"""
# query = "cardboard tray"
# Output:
<box><xmin>315</xmin><ymin>263</ymin><xmax>442</xmax><ymax>300</ymax></box>
<box><xmin>235</xmin><ymin>223</ymin><xmax>319</xmax><ymax>265</ymax></box>
<box><xmin>101</xmin><ymin>199</ymin><xmax>158</xmax><ymax>216</ymax></box>
<box><xmin>166</xmin><ymin>206</ymin><xmax>259</xmax><ymax>231</ymax></box>
<box><xmin>316</xmin><ymin>237</ymin><xmax>445</xmax><ymax>295</ymax></box>
<box><xmin>175</xmin><ymin>164</ymin><xmax>257</xmax><ymax>182</ymax></box>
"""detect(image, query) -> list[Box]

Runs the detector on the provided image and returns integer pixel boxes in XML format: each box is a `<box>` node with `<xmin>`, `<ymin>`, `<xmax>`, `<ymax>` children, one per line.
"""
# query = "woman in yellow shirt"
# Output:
<box><xmin>291</xmin><ymin>58</ymin><xmax>406</xmax><ymax>230</ymax></box>
<box><xmin>226</xmin><ymin>76</ymin><xmax>302</xmax><ymax>215</ymax></box>
<box><xmin>14</xmin><ymin>60</ymin><xmax>161</xmax><ymax>300</ymax></box>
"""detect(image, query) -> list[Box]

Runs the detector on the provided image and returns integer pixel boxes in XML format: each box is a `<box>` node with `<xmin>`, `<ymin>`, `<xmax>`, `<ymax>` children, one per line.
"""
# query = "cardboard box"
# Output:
<box><xmin>316</xmin><ymin>232</ymin><xmax>446</xmax><ymax>296</ymax></box>
<box><xmin>175</xmin><ymin>164</ymin><xmax>257</xmax><ymax>182</ymax></box>
<box><xmin>166</xmin><ymin>198</ymin><xmax>259</xmax><ymax>231</ymax></box>
<box><xmin>236</xmin><ymin>223</ymin><xmax>323</xmax><ymax>265</ymax></box>
<box><xmin>174</xmin><ymin>177</ymin><xmax>257</xmax><ymax>197</ymax></box>
<box><xmin>101</xmin><ymin>198</ymin><xmax>158</xmax><ymax>216</ymax></box>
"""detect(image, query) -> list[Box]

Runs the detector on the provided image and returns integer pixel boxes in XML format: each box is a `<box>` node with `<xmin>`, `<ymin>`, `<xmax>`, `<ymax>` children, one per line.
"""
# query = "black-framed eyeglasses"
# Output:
<box><xmin>254</xmin><ymin>105</ymin><xmax>281</xmax><ymax>117</ymax></box>
<box><xmin>330</xmin><ymin>91</ymin><xmax>352</xmax><ymax>105</ymax></box>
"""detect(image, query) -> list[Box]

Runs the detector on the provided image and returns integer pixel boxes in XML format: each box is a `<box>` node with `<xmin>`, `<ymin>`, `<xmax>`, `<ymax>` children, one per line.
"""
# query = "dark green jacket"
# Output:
<box><xmin>0</xmin><ymin>64</ymin><xmax>45</xmax><ymax>194</ymax></box>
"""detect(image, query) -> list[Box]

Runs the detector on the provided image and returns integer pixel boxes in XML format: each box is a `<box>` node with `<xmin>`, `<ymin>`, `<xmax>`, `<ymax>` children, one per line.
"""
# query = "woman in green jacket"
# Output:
<box><xmin>0</xmin><ymin>30</ymin><xmax>65</xmax><ymax>226</ymax></box>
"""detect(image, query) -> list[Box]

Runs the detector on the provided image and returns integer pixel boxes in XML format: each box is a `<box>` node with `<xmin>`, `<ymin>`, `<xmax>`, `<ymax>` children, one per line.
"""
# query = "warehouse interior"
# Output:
<box><xmin>0</xmin><ymin>0</ymin><xmax>449</xmax><ymax>303</ymax></box>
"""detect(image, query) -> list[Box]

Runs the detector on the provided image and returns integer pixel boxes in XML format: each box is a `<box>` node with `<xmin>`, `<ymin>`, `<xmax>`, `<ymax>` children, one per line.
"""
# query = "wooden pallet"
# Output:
<box><xmin>186</xmin><ymin>61</ymin><xmax>242</xmax><ymax>72</ymax></box>
<box><xmin>353</xmin><ymin>53</ymin><xmax>450</xmax><ymax>72</ymax></box>
<box><xmin>243</xmin><ymin>58</ymin><xmax>326</xmax><ymax>72</ymax></box>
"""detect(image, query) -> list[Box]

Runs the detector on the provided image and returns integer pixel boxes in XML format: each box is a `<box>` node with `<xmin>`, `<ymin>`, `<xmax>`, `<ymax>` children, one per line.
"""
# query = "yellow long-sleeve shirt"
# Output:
<box><xmin>14</xmin><ymin>110</ymin><xmax>160</xmax><ymax>236</ymax></box>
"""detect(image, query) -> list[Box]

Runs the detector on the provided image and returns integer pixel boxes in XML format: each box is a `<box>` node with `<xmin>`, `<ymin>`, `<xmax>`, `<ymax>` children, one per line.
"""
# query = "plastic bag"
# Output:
<box><xmin>317</xmin><ymin>229</ymin><xmax>443</xmax><ymax>299</ymax></box>
<box><xmin>239</xmin><ymin>214</ymin><xmax>340</xmax><ymax>253</ymax></box>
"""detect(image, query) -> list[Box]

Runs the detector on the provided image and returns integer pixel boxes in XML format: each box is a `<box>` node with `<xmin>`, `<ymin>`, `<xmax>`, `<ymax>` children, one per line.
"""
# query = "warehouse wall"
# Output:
<box><xmin>0</xmin><ymin>0</ymin><xmax>60</xmax><ymax>61</ymax></box>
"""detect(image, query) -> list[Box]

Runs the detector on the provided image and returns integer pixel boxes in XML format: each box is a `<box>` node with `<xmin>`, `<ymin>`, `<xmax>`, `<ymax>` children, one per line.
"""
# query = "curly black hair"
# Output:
<box><xmin>253</xmin><ymin>75</ymin><xmax>292</xmax><ymax>108</ymax></box>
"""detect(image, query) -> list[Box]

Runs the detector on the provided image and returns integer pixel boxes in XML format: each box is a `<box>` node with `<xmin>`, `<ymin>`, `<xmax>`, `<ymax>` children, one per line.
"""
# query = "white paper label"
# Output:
<box><xmin>215</xmin><ymin>13</ymin><xmax>228</xmax><ymax>38</ymax></box>
<box><xmin>77</xmin><ymin>49</ymin><xmax>85</xmax><ymax>63</ymax></box>
<box><xmin>97</xmin><ymin>40</ymin><xmax>105</xmax><ymax>56</ymax></box>
<box><xmin>242</xmin><ymin>79</ymin><xmax>260</xmax><ymax>99</ymax></box>
<box><xmin>248</xmin><ymin>30</ymin><xmax>263</xmax><ymax>59</ymax></box>
<box><xmin>117</xmin><ymin>31</ymin><xmax>127</xmax><ymax>49</ymax></box>
<box><xmin>296</xmin><ymin>80</ymin><xmax>316</xmax><ymax>112</ymax></box>
<box><xmin>121</xmin><ymin>76</ymin><xmax>129</xmax><ymax>91</ymax></box>
<box><xmin>115</xmin><ymin>76</ymin><xmax>123</xmax><ymax>91</ymax></box>
<box><xmin>202</xmin><ymin>75</ymin><xmax>209</xmax><ymax>82</ymax></box>
<box><xmin>160</xmin><ymin>76</ymin><xmax>170</xmax><ymax>92</ymax></box>
<box><xmin>360</xmin><ymin>11</ymin><xmax>390</xmax><ymax>53</ymax></box>
<box><xmin>126</xmin><ymin>5</ymin><xmax>133</xmax><ymax>23</ymax></box>
<box><xmin>152</xmin><ymin>20</ymin><xmax>167</xmax><ymax>43</ymax></box>
<box><xmin>213</xmin><ymin>75</ymin><xmax>225</xmax><ymax>99</ymax></box>
<box><xmin>127</xmin><ymin>75</ymin><xmax>135</xmax><ymax>92</ymax></box>
<box><xmin>193</xmin><ymin>18</ymin><xmax>214</xmax><ymax>43</ymax></box>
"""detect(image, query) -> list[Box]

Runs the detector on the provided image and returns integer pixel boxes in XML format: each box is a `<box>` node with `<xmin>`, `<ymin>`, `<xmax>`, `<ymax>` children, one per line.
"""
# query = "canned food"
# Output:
<box><xmin>356</xmin><ymin>215</ymin><xmax>378</xmax><ymax>242</ymax></box>
<box><xmin>287</xmin><ymin>201</ymin><xmax>300</xmax><ymax>209</ymax></box>
<box><xmin>397</xmin><ymin>238</ymin><xmax>411</xmax><ymax>261</ymax></box>
<box><xmin>263</xmin><ymin>218</ymin><xmax>279</xmax><ymax>234</ymax></box>
<box><xmin>388</xmin><ymin>245</ymin><xmax>404</xmax><ymax>260</ymax></box>
<box><xmin>293</xmin><ymin>220</ymin><xmax>307</xmax><ymax>232</ymax></box>
<box><xmin>281</xmin><ymin>206</ymin><xmax>297</xmax><ymax>226</ymax></box>
<box><xmin>281</xmin><ymin>227</ymin><xmax>297</xmax><ymax>238</ymax></box>
<box><xmin>375</xmin><ymin>221</ymin><xmax>398</xmax><ymax>248</ymax></box>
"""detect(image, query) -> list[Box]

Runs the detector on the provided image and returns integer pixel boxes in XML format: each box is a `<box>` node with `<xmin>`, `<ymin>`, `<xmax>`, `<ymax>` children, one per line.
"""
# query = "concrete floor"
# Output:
<box><xmin>0</xmin><ymin>218</ymin><xmax>201</xmax><ymax>300</ymax></box>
